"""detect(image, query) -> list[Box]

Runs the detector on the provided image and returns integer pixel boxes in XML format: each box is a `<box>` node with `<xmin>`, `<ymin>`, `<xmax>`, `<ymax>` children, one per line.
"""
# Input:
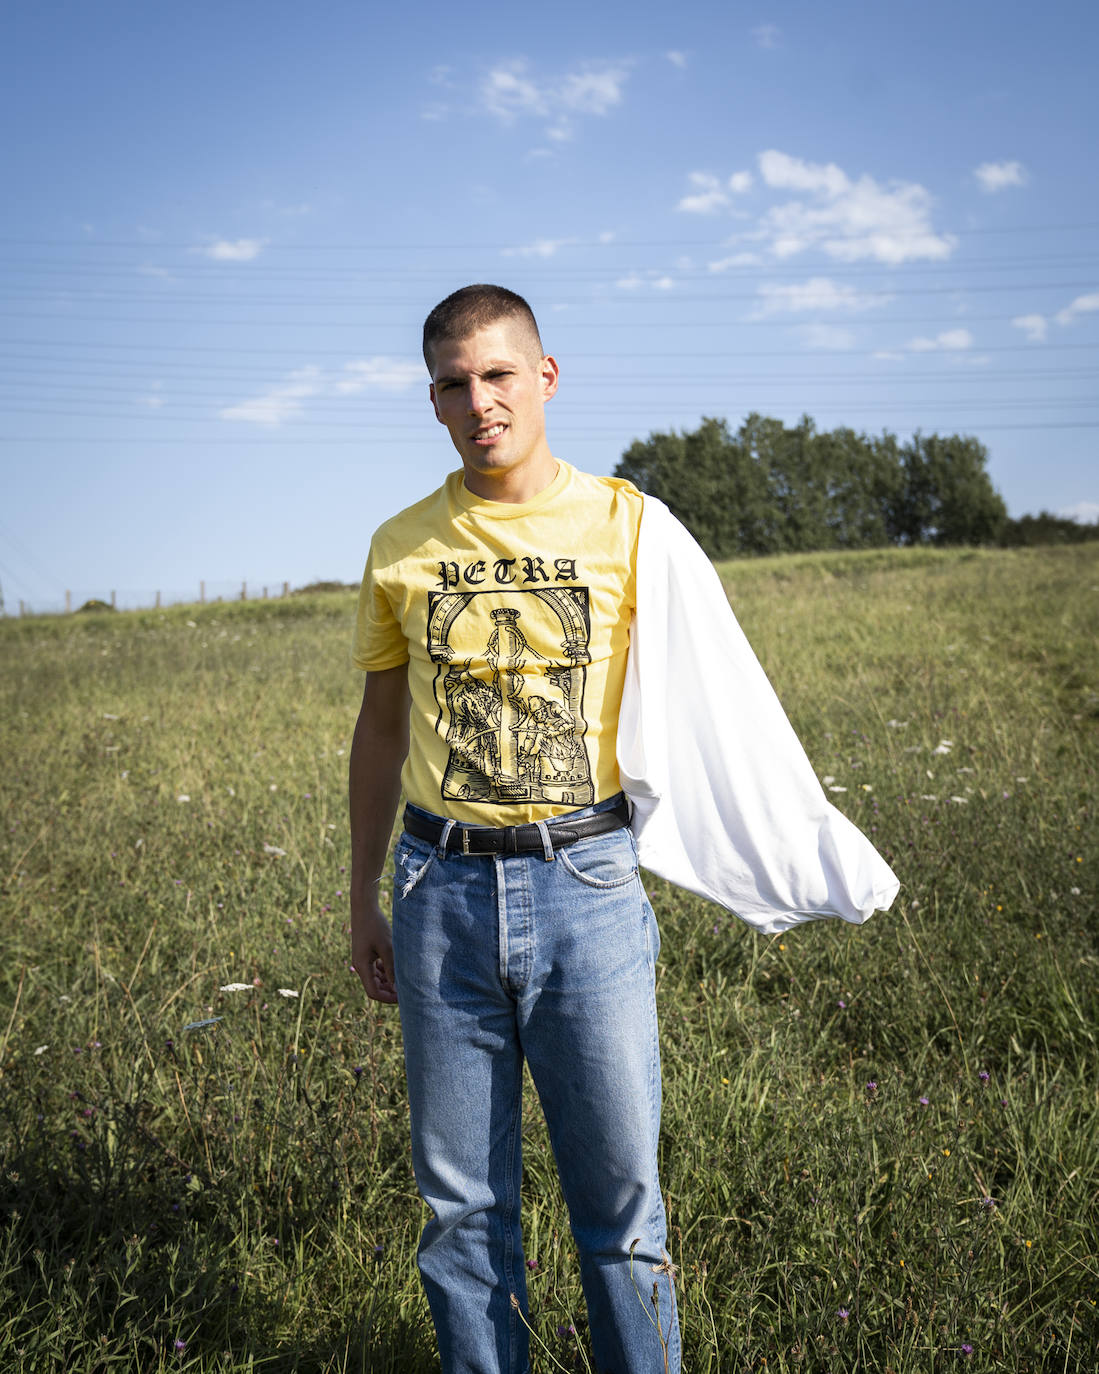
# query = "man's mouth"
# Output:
<box><xmin>472</xmin><ymin>423</ymin><xmax>507</xmax><ymax>444</ymax></box>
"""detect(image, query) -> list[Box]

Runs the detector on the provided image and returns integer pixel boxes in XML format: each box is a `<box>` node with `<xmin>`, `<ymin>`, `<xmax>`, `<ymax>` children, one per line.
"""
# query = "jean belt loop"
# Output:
<box><xmin>534</xmin><ymin>819</ymin><xmax>555</xmax><ymax>862</ymax></box>
<box><xmin>437</xmin><ymin>819</ymin><xmax>455</xmax><ymax>856</ymax></box>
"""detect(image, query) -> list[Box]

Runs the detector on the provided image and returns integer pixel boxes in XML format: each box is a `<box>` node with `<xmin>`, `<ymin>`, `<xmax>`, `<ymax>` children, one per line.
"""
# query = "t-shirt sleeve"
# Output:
<box><xmin>351</xmin><ymin>537</ymin><xmax>409</xmax><ymax>671</ymax></box>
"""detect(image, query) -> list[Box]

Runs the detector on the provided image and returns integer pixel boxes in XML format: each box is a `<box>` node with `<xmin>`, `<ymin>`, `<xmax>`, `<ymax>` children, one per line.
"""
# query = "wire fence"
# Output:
<box><xmin>0</xmin><ymin>577</ymin><xmax>349</xmax><ymax>618</ymax></box>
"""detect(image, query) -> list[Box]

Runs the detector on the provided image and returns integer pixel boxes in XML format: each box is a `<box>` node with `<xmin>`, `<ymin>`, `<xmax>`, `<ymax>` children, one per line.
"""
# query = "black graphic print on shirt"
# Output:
<box><xmin>427</xmin><ymin>587</ymin><xmax>595</xmax><ymax>806</ymax></box>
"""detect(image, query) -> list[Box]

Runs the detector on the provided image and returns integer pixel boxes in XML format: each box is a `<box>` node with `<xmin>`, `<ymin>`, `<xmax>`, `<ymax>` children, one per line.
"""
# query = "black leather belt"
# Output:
<box><xmin>403</xmin><ymin>794</ymin><xmax>631</xmax><ymax>856</ymax></box>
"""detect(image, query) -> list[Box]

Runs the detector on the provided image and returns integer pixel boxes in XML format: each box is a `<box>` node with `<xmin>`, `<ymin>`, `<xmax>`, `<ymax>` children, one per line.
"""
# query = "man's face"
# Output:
<box><xmin>428</xmin><ymin>320</ymin><xmax>559</xmax><ymax>482</ymax></box>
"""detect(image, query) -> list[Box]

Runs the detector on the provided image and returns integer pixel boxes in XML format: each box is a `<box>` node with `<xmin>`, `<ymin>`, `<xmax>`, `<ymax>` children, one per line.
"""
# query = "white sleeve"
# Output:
<box><xmin>618</xmin><ymin>496</ymin><xmax>899</xmax><ymax>933</ymax></box>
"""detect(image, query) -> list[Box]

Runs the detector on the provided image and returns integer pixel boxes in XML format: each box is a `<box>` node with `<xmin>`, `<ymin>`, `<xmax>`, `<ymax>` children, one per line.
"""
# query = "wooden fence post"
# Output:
<box><xmin>65</xmin><ymin>590</ymin><xmax>72</xmax><ymax>613</ymax></box>
<box><xmin>110</xmin><ymin>590</ymin><xmax>116</xmax><ymax>609</ymax></box>
<box><xmin>155</xmin><ymin>590</ymin><xmax>161</xmax><ymax>609</ymax></box>
<box><xmin>282</xmin><ymin>581</ymin><xmax>289</xmax><ymax>597</ymax></box>
<box><xmin>240</xmin><ymin>581</ymin><xmax>247</xmax><ymax>601</ymax></box>
<box><xmin>200</xmin><ymin>580</ymin><xmax>205</xmax><ymax>604</ymax></box>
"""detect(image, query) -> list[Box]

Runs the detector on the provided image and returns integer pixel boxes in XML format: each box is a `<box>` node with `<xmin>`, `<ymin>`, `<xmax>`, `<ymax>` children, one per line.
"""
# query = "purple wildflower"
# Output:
<box><xmin>838</xmin><ymin>1307</ymin><xmax>850</xmax><ymax>1320</ymax></box>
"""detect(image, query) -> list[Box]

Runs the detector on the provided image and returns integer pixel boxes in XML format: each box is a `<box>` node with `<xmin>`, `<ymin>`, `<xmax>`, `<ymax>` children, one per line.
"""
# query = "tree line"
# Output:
<box><xmin>613</xmin><ymin>414</ymin><xmax>1098</xmax><ymax>558</ymax></box>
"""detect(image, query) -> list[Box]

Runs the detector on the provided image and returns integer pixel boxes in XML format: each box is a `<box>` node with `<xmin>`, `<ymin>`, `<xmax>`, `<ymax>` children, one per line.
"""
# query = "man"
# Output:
<box><xmin>349</xmin><ymin>284</ymin><xmax>679</xmax><ymax>1374</ymax></box>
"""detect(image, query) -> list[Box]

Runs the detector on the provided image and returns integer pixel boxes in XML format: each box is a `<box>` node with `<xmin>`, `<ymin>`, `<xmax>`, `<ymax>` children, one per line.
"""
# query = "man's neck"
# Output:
<box><xmin>460</xmin><ymin>452</ymin><xmax>560</xmax><ymax>505</ymax></box>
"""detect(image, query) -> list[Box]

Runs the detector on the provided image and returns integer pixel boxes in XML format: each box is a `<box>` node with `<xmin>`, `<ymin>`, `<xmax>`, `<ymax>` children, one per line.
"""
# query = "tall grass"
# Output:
<box><xmin>1</xmin><ymin>545</ymin><xmax>1096</xmax><ymax>1371</ymax></box>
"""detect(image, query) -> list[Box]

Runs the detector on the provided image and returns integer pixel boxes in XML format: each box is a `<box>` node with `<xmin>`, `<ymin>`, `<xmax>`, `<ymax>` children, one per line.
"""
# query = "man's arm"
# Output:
<box><xmin>348</xmin><ymin>664</ymin><xmax>410</xmax><ymax>1003</ymax></box>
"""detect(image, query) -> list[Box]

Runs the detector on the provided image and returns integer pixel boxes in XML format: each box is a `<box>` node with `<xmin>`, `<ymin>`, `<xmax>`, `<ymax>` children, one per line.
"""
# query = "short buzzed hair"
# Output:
<box><xmin>423</xmin><ymin>284</ymin><xmax>544</xmax><ymax>371</ymax></box>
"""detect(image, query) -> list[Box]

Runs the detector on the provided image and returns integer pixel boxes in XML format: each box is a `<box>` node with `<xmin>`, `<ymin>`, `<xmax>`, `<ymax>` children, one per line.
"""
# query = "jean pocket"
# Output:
<box><xmin>394</xmin><ymin>834</ymin><xmax>437</xmax><ymax>898</ymax></box>
<box><xmin>558</xmin><ymin>830</ymin><xmax>639</xmax><ymax>889</ymax></box>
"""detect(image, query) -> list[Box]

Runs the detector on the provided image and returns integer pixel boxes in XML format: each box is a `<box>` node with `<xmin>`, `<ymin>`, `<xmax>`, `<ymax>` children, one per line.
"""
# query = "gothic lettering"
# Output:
<box><xmin>521</xmin><ymin>556</ymin><xmax>549</xmax><ymax>583</ymax></box>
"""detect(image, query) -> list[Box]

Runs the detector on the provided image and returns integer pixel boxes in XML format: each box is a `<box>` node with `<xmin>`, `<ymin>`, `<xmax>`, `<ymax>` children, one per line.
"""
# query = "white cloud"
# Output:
<box><xmin>800</xmin><ymin>324</ymin><xmax>857</xmax><ymax>351</ymax></box>
<box><xmin>873</xmin><ymin>350</ymin><xmax>906</xmax><ymax>361</ymax></box>
<box><xmin>137</xmin><ymin>381</ymin><xmax>165</xmax><ymax>409</ymax></box>
<box><xmin>201</xmin><ymin>238</ymin><xmax>267</xmax><ymax>262</ymax></box>
<box><xmin>753</xmin><ymin>24</ymin><xmax>782</xmax><ymax>48</ymax></box>
<box><xmin>1055</xmin><ymin>292</ymin><xmax>1099</xmax><ymax>327</ymax></box>
<box><xmin>478</xmin><ymin>58</ymin><xmax>630</xmax><ymax>139</ymax></box>
<box><xmin>709</xmin><ymin>251</ymin><xmax>763</xmax><ymax>271</ymax></box>
<box><xmin>482</xmin><ymin>60</ymin><xmax>547</xmax><ymax>119</ymax></box>
<box><xmin>1012</xmin><ymin>313</ymin><xmax>1048</xmax><ymax>342</ymax></box>
<box><xmin>677</xmin><ymin>172</ymin><xmax>728</xmax><ymax>215</ymax></box>
<box><xmin>1059</xmin><ymin>500</ymin><xmax>1099</xmax><ymax>524</ymax></box>
<box><xmin>336</xmin><ymin>358</ymin><xmax>424</xmax><ymax>394</ymax></box>
<box><xmin>559</xmin><ymin>65</ymin><xmax>629</xmax><ymax>114</ymax></box>
<box><xmin>221</xmin><ymin>366</ymin><xmax>323</xmax><ymax>426</ymax></box>
<box><xmin>504</xmin><ymin>236</ymin><xmax>577</xmax><ymax>258</ymax></box>
<box><xmin>616</xmin><ymin>271</ymin><xmax>675</xmax><ymax>292</ymax></box>
<box><xmin>755</xmin><ymin>149</ymin><xmax>955</xmax><ymax>263</ymax></box>
<box><xmin>677</xmin><ymin>169</ymin><xmax>753</xmax><ymax>214</ymax></box>
<box><xmin>222</xmin><ymin>356</ymin><xmax>423</xmax><ymax>426</ymax></box>
<box><xmin>598</xmin><ymin>230</ymin><xmax>616</xmax><ymax>244</ymax></box>
<box><xmin>760</xmin><ymin>150</ymin><xmax>847</xmax><ymax>196</ymax></box>
<box><xmin>974</xmin><ymin>160</ymin><xmax>1028</xmax><ymax>193</ymax></box>
<box><xmin>666</xmin><ymin>50</ymin><xmax>688</xmax><ymax>68</ymax></box>
<box><xmin>753</xmin><ymin>276</ymin><xmax>891</xmax><ymax>315</ymax></box>
<box><xmin>908</xmin><ymin>328</ymin><xmax>974</xmax><ymax>352</ymax></box>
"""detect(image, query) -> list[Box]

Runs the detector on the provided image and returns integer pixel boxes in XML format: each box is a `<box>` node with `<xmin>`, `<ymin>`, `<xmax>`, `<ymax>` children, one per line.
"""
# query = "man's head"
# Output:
<box><xmin>422</xmin><ymin>284</ymin><xmax>543</xmax><ymax>372</ymax></box>
<box><xmin>424</xmin><ymin>285</ymin><xmax>559</xmax><ymax>501</ymax></box>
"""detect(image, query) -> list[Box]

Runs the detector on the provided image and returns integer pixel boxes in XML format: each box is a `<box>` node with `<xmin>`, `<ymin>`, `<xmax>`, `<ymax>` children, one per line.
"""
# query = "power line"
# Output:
<box><xmin>5</xmin><ymin>421</ymin><xmax>1099</xmax><ymax>443</ymax></box>
<box><xmin>2</xmin><ymin>222</ymin><xmax>1097</xmax><ymax>249</ymax></box>
<box><xmin>3</xmin><ymin>279</ymin><xmax>1096</xmax><ymax>308</ymax></box>
<box><xmin>1</xmin><ymin>335</ymin><xmax>1094</xmax><ymax>359</ymax></box>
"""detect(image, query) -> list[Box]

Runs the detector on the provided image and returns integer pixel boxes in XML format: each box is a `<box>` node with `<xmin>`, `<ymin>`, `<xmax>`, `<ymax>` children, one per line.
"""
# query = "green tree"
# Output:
<box><xmin>898</xmin><ymin>432</ymin><xmax>1007</xmax><ymax>545</ymax></box>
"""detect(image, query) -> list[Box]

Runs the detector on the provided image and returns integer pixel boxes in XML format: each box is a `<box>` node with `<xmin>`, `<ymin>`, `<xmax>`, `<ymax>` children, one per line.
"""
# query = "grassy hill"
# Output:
<box><xmin>1</xmin><ymin>544</ymin><xmax>1096</xmax><ymax>1371</ymax></box>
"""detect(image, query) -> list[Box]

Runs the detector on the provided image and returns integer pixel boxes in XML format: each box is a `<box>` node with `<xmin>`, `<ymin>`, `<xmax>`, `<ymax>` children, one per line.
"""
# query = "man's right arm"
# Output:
<box><xmin>348</xmin><ymin>663</ymin><xmax>410</xmax><ymax>1004</ymax></box>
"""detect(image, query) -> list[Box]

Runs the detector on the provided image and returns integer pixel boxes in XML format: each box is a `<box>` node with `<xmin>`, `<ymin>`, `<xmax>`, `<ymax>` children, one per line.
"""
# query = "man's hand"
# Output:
<box><xmin>348</xmin><ymin>664</ymin><xmax>410</xmax><ymax>1005</ymax></box>
<box><xmin>351</xmin><ymin>896</ymin><xmax>398</xmax><ymax>1003</ymax></box>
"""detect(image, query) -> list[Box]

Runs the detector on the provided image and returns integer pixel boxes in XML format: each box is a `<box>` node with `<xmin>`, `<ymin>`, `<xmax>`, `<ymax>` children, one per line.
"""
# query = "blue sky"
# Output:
<box><xmin>2</xmin><ymin>0</ymin><xmax>1096</xmax><ymax>611</ymax></box>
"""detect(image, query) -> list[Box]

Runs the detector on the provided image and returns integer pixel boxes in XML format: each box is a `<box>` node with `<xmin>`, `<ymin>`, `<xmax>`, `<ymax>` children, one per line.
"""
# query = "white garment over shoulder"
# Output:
<box><xmin>617</xmin><ymin>495</ymin><xmax>900</xmax><ymax>934</ymax></box>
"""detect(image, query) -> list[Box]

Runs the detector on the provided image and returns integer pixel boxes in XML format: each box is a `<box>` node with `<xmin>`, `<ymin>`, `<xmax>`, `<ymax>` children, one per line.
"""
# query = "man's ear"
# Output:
<box><xmin>429</xmin><ymin>382</ymin><xmax>443</xmax><ymax>422</ymax></box>
<box><xmin>540</xmin><ymin>354</ymin><xmax>560</xmax><ymax>402</ymax></box>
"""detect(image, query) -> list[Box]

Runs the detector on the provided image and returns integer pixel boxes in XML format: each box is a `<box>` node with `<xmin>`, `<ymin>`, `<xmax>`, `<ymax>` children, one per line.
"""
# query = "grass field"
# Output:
<box><xmin>1</xmin><ymin>543</ymin><xmax>1096</xmax><ymax>1372</ymax></box>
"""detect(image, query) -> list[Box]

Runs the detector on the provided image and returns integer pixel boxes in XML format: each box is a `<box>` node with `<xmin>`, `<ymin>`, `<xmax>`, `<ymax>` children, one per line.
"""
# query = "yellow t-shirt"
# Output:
<box><xmin>353</xmin><ymin>461</ymin><xmax>642</xmax><ymax>826</ymax></box>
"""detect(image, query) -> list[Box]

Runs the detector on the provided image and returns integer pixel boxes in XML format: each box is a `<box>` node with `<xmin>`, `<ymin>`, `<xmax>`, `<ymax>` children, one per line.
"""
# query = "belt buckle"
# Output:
<box><xmin>462</xmin><ymin>828</ymin><xmax>471</xmax><ymax>856</ymax></box>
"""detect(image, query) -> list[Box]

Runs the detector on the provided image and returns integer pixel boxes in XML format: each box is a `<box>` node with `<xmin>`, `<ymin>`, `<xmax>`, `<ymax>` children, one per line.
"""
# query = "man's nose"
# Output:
<box><xmin>467</xmin><ymin>378</ymin><xmax>492</xmax><ymax>414</ymax></box>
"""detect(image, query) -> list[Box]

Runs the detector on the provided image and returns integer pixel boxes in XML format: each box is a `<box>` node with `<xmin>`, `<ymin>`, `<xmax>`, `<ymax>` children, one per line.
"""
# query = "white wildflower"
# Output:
<box><xmin>885</xmin><ymin>719</ymin><xmax>908</xmax><ymax>728</ymax></box>
<box><xmin>829</xmin><ymin>785</ymin><xmax>848</xmax><ymax>793</ymax></box>
<box><xmin>219</xmin><ymin>983</ymin><xmax>253</xmax><ymax>993</ymax></box>
<box><xmin>822</xmin><ymin>775</ymin><xmax>836</xmax><ymax>785</ymax></box>
<box><xmin>34</xmin><ymin>1045</ymin><xmax>49</xmax><ymax>1055</ymax></box>
<box><xmin>949</xmin><ymin>796</ymin><xmax>969</xmax><ymax>804</ymax></box>
<box><xmin>277</xmin><ymin>988</ymin><xmax>299</xmax><ymax>998</ymax></box>
<box><xmin>931</xmin><ymin>741</ymin><xmax>954</xmax><ymax>755</ymax></box>
<box><xmin>177</xmin><ymin>794</ymin><xmax>191</xmax><ymax>803</ymax></box>
<box><xmin>103</xmin><ymin>713</ymin><xmax>119</xmax><ymax>720</ymax></box>
<box><xmin>263</xmin><ymin>844</ymin><xmax>286</xmax><ymax>856</ymax></box>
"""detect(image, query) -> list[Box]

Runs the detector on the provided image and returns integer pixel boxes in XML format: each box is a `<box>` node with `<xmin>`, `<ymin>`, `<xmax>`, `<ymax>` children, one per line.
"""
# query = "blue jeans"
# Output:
<box><xmin>392</xmin><ymin>796</ymin><xmax>680</xmax><ymax>1374</ymax></box>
